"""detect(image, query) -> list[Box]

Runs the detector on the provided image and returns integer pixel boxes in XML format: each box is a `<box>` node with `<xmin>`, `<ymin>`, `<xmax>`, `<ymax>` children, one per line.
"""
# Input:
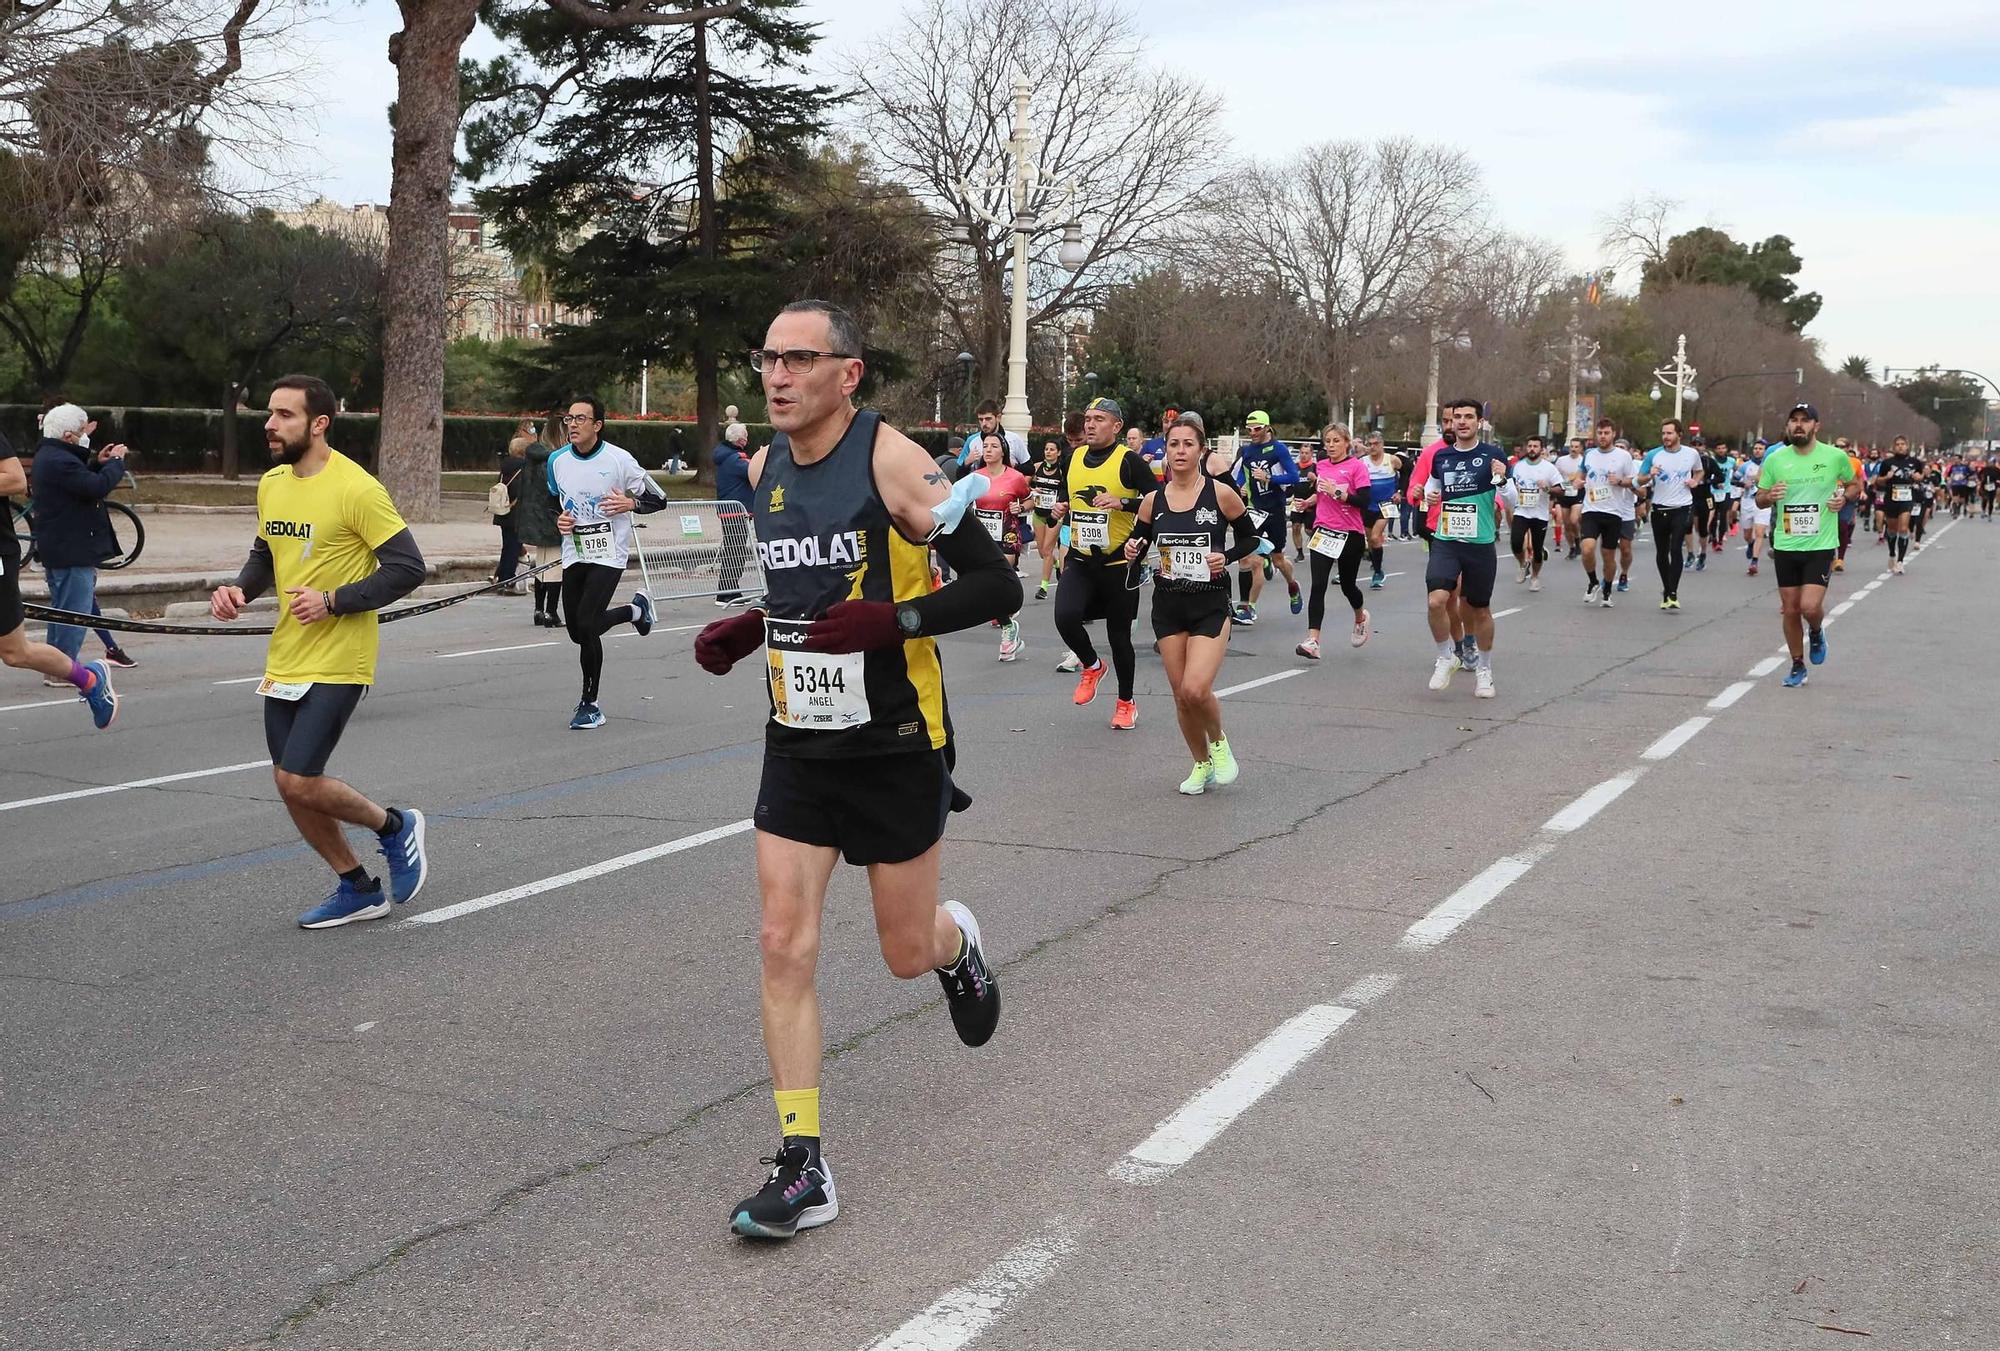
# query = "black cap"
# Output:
<box><xmin>1789</xmin><ymin>402</ymin><xmax>1819</xmax><ymax>420</ymax></box>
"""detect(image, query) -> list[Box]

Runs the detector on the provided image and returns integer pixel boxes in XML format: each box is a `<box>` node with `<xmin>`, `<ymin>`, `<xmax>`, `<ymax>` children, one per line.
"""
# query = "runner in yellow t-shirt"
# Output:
<box><xmin>207</xmin><ymin>374</ymin><xmax>431</xmax><ymax>929</ymax></box>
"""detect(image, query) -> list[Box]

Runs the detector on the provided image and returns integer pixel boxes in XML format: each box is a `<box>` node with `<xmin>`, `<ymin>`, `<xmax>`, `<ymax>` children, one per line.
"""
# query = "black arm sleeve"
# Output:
<box><xmin>631</xmin><ymin>478</ymin><xmax>669</xmax><ymax>514</ymax></box>
<box><xmin>235</xmin><ymin>536</ymin><xmax>276</xmax><ymax>601</ymax></box>
<box><xmin>1221</xmin><ymin>508</ymin><xmax>1261</xmax><ymax>563</ymax></box>
<box><xmin>331</xmin><ymin>528</ymin><xmax>427</xmax><ymax>614</ymax></box>
<box><xmin>1347</xmin><ymin>481</ymin><xmax>1373</xmax><ymax>512</ymax></box>
<box><xmin>1119</xmin><ymin>453</ymin><xmax>1157</xmax><ymax>508</ymax></box>
<box><xmin>905</xmin><ymin>511</ymin><xmax>1023</xmax><ymax>637</ymax></box>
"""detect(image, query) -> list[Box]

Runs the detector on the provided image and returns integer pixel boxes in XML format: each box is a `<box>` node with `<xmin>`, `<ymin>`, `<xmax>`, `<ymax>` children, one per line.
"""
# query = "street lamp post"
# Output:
<box><xmin>958</xmin><ymin>75</ymin><xmax>1089</xmax><ymax>437</ymax></box>
<box><xmin>1561</xmin><ymin>296</ymin><xmax>1603</xmax><ymax>441</ymax></box>
<box><xmin>1651</xmin><ymin>332</ymin><xmax>1698</xmax><ymax>421</ymax></box>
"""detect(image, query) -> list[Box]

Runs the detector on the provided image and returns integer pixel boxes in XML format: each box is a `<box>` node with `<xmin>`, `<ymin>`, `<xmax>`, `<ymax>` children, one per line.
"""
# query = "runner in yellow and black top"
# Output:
<box><xmin>1049</xmin><ymin>396</ymin><xmax>1159</xmax><ymax>731</ymax></box>
<box><xmin>207</xmin><ymin>374</ymin><xmax>430</xmax><ymax>930</ymax></box>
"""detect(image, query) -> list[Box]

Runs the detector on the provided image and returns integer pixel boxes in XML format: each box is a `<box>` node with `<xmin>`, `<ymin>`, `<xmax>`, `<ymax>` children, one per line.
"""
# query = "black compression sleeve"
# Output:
<box><xmin>905</xmin><ymin>512</ymin><xmax>1024</xmax><ymax>636</ymax></box>
<box><xmin>1347</xmin><ymin>481</ymin><xmax>1373</xmax><ymax>512</ymax></box>
<box><xmin>1221</xmin><ymin>510</ymin><xmax>1261</xmax><ymax>563</ymax></box>
<box><xmin>235</xmin><ymin>537</ymin><xmax>275</xmax><ymax>601</ymax></box>
<box><xmin>332</xmin><ymin>528</ymin><xmax>428</xmax><ymax>614</ymax></box>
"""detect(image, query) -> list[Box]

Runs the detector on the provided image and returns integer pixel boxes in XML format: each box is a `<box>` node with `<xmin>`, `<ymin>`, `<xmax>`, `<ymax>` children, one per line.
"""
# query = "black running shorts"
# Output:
<box><xmin>1579</xmin><ymin>510</ymin><xmax>1624</xmax><ymax>552</ymax></box>
<box><xmin>1424</xmin><ymin>538</ymin><xmax>1498</xmax><ymax>609</ymax></box>
<box><xmin>1151</xmin><ymin>584</ymin><xmax>1231</xmax><ymax>640</ymax></box>
<box><xmin>0</xmin><ymin>539</ymin><xmax>22</xmax><ymax>638</ymax></box>
<box><xmin>263</xmin><ymin>682</ymin><xmax>367</xmax><ymax>777</ymax></box>
<box><xmin>1771</xmin><ymin>548</ymin><xmax>1835</xmax><ymax>590</ymax></box>
<box><xmin>755</xmin><ymin>748</ymin><xmax>961</xmax><ymax>866</ymax></box>
<box><xmin>1249</xmin><ymin>501</ymin><xmax>1287</xmax><ymax>551</ymax></box>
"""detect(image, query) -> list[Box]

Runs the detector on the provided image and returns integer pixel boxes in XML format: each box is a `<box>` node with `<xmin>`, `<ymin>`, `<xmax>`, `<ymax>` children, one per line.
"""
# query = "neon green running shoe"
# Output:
<box><xmin>1177</xmin><ymin>761</ymin><xmax>1214</xmax><ymax>796</ymax></box>
<box><xmin>1208</xmin><ymin>736</ymin><xmax>1239</xmax><ymax>786</ymax></box>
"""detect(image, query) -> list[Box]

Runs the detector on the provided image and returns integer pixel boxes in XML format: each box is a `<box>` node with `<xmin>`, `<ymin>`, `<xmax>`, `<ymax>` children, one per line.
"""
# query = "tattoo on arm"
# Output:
<box><xmin>923</xmin><ymin>469</ymin><xmax>950</xmax><ymax>486</ymax></box>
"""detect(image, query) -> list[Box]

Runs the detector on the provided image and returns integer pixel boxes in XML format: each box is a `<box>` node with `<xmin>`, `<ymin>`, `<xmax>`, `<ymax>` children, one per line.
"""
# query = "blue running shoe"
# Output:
<box><xmin>1615</xmin><ymin>577</ymin><xmax>1629</xmax><ymax>593</ymax></box>
<box><xmin>81</xmin><ymin>659</ymin><xmax>118</xmax><ymax>730</ymax></box>
<box><xmin>298</xmin><ymin>878</ymin><xmax>391</xmax><ymax>929</ymax></box>
<box><xmin>631</xmin><ymin>591</ymin><xmax>655</xmax><ymax>637</ymax></box>
<box><xmin>1808</xmin><ymin>627</ymin><xmax>1828</xmax><ymax>665</ymax></box>
<box><xmin>379</xmin><ymin>807</ymin><xmax>428</xmax><ymax>904</ymax></box>
<box><xmin>569</xmin><ymin>700</ymin><xmax>605</xmax><ymax>730</ymax></box>
<box><xmin>1782</xmin><ymin>663</ymin><xmax>1808</xmax><ymax>689</ymax></box>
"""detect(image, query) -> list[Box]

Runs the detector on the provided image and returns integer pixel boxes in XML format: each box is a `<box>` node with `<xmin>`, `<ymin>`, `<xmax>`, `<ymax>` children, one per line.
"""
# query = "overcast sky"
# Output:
<box><xmin>290</xmin><ymin>0</ymin><xmax>2000</xmax><ymax>396</ymax></box>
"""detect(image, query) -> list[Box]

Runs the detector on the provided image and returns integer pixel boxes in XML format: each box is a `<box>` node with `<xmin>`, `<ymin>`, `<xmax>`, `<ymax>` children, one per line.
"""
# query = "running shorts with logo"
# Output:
<box><xmin>1771</xmin><ymin>549</ymin><xmax>1835</xmax><ymax>589</ymax></box>
<box><xmin>1152</xmin><ymin>586</ymin><xmax>1230</xmax><ymax>640</ymax></box>
<box><xmin>264</xmin><ymin>682</ymin><xmax>367</xmax><ymax>777</ymax></box>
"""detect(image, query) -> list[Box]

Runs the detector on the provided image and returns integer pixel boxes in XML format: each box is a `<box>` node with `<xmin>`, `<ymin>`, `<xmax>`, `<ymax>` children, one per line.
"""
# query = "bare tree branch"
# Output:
<box><xmin>537</xmin><ymin>0</ymin><xmax>742</xmax><ymax>30</ymax></box>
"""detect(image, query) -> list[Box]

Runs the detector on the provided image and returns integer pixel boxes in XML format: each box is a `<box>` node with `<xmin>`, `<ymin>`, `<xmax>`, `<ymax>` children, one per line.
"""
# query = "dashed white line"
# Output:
<box><xmin>212</xmin><ymin>676</ymin><xmax>264</xmax><ymax>686</ymax></box>
<box><xmin>1398</xmin><ymin>839</ymin><xmax>1557</xmax><ymax>951</ymax></box>
<box><xmin>1748</xmin><ymin>655</ymin><xmax>1785</xmax><ymax>678</ymax></box>
<box><xmin>435</xmin><ymin>640</ymin><xmax>560</xmax><ymax>659</ymax></box>
<box><xmin>862</xmin><ymin>1221</ymin><xmax>1078</xmax><ymax>1351</ymax></box>
<box><xmin>1543</xmin><ymin>774</ymin><xmax>1640</xmax><ymax>833</ymax></box>
<box><xmin>0</xmin><ymin>758</ymin><xmax>271</xmax><ymax>814</ymax></box>
<box><xmin>1641</xmin><ymin>716</ymin><xmax>1712</xmax><ymax>761</ymax></box>
<box><xmin>1214</xmin><ymin>670</ymin><xmax>1307</xmax><ymax>698</ymax></box>
<box><xmin>1109</xmin><ymin>1004</ymin><xmax>1357</xmax><ymax>1184</ymax></box>
<box><xmin>1337</xmin><ymin>972</ymin><xmax>1400</xmax><ymax>1008</ymax></box>
<box><xmin>1707</xmin><ymin>681</ymin><xmax>1754</xmax><ymax>710</ymax></box>
<box><xmin>1491</xmin><ymin>607</ymin><xmax>1523</xmax><ymax>618</ymax></box>
<box><xmin>405</xmin><ymin>818</ymin><xmax>755</xmax><ymax>925</ymax></box>
<box><xmin>1829</xmin><ymin>600</ymin><xmax>1854</xmax><ymax>618</ymax></box>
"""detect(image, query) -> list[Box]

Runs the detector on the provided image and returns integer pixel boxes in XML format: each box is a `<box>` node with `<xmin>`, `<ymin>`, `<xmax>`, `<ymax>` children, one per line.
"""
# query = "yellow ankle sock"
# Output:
<box><xmin>774</xmin><ymin>1087</ymin><xmax>820</xmax><ymax>1140</ymax></box>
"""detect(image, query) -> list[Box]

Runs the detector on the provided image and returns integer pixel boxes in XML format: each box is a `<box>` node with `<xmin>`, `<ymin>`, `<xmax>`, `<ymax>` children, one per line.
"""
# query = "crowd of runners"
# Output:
<box><xmin>0</xmin><ymin>297</ymin><xmax>1977</xmax><ymax>1244</ymax></box>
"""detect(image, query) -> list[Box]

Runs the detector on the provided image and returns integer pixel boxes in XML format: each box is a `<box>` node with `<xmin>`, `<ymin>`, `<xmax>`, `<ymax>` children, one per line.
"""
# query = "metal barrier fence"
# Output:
<box><xmin>632</xmin><ymin>499</ymin><xmax>763</xmax><ymax>603</ymax></box>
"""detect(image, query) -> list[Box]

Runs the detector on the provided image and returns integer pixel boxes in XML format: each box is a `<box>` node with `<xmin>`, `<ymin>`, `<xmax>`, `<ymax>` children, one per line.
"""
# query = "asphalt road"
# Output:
<box><xmin>4</xmin><ymin>516</ymin><xmax>1993</xmax><ymax>1350</ymax></box>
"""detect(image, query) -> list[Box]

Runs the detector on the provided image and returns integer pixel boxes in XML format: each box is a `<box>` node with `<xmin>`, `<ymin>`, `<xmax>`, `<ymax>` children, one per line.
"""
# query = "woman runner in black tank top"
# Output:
<box><xmin>1124</xmin><ymin>417</ymin><xmax>1259</xmax><ymax>796</ymax></box>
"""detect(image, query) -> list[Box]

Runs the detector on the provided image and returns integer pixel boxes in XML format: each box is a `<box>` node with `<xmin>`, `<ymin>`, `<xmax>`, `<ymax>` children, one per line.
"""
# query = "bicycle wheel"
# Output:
<box><xmin>10</xmin><ymin>501</ymin><xmax>33</xmax><ymax>566</ymax></box>
<box><xmin>101</xmin><ymin>500</ymin><xmax>145</xmax><ymax>569</ymax></box>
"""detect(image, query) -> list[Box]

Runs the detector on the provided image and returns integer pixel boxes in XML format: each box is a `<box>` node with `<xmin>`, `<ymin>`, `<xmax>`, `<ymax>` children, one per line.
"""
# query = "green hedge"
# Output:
<box><xmin>0</xmin><ymin>405</ymin><xmax>956</xmax><ymax>473</ymax></box>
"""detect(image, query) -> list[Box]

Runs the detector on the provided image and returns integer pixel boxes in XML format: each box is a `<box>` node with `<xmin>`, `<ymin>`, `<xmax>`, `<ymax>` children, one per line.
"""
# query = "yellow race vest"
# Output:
<box><xmin>1065</xmin><ymin>445</ymin><xmax>1139</xmax><ymax>560</ymax></box>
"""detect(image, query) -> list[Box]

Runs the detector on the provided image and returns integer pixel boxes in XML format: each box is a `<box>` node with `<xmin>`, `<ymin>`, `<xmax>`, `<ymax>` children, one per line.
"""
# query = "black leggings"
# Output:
<box><xmin>561</xmin><ymin>562</ymin><xmax>636</xmax><ymax>701</ymax></box>
<box><xmin>1307</xmin><ymin>534</ymin><xmax>1364</xmax><ymax>629</ymax></box>
<box><xmin>1690</xmin><ymin>492</ymin><xmax>1711</xmax><ymax>543</ymax></box>
<box><xmin>1054</xmin><ymin>557</ymin><xmax>1140</xmax><ymax>700</ymax></box>
<box><xmin>1652</xmin><ymin>505</ymin><xmax>1691</xmax><ymax>597</ymax></box>
<box><xmin>1508</xmin><ymin>516</ymin><xmax>1548</xmax><ymax>567</ymax></box>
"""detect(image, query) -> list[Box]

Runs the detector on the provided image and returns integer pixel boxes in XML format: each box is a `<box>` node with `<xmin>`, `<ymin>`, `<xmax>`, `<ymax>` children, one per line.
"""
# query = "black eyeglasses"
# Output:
<box><xmin>748</xmin><ymin>348</ymin><xmax>858</xmax><ymax>374</ymax></box>
<box><xmin>559</xmin><ymin>414</ymin><xmax>598</xmax><ymax>425</ymax></box>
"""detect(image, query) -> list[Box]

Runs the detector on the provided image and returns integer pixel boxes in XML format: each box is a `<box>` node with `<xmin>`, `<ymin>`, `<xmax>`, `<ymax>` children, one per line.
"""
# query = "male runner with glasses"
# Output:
<box><xmin>692</xmin><ymin>301</ymin><xmax>1018</xmax><ymax>1239</ymax></box>
<box><xmin>548</xmin><ymin>395</ymin><xmax>665</xmax><ymax>729</ymax></box>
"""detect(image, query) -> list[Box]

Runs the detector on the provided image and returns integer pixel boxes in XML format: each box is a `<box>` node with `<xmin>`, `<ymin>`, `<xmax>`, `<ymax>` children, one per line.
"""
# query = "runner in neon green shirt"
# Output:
<box><xmin>1754</xmin><ymin>403</ymin><xmax>1859</xmax><ymax>687</ymax></box>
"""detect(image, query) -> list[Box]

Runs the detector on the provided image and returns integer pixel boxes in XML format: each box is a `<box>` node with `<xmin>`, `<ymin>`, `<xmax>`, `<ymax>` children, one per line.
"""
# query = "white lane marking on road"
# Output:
<box><xmin>1214</xmin><ymin>669</ymin><xmax>1306</xmax><ymax>699</ymax></box>
<box><xmin>1109</xmin><ymin>1005</ymin><xmax>1356</xmax><ymax>1184</ymax></box>
<box><xmin>1338</xmin><ymin>972</ymin><xmax>1400</xmax><ymax>1008</ymax></box>
<box><xmin>0</xmin><ymin>696</ymin><xmax>80</xmax><ymax>713</ymax></box>
<box><xmin>1829</xmin><ymin>600</ymin><xmax>1854</xmax><ymax>618</ymax></box>
<box><xmin>1641</xmin><ymin>716</ymin><xmax>1712</xmax><ymax>761</ymax></box>
<box><xmin>1748</xmin><ymin>655</ymin><xmax>1785</xmax><ymax>678</ymax></box>
<box><xmin>0</xmin><ymin>758</ymin><xmax>271</xmax><ymax>814</ymax></box>
<box><xmin>435</xmin><ymin>640</ymin><xmax>560</xmax><ymax>659</ymax></box>
<box><xmin>405</xmin><ymin>818</ymin><xmax>755</xmax><ymax>925</ymax></box>
<box><xmin>1398</xmin><ymin>839</ymin><xmax>1557</xmax><ymax>952</ymax></box>
<box><xmin>353</xmin><ymin>1021</ymin><xmax>376</xmax><ymax>1034</ymax></box>
<box><xmin>862</xmin><ymin>1221</ymin><xmax>1078</xmax><ymax>1351</ymax></box>
<box><xmin>1707</xmin><ymin>682</ymin><xmax>1754</xmax><ymax>711</ymax></box>
<box><xmin>1491</xmin><ymin>607</ymin><xmax>1523</xmax><ymax>618</ymax></box>
<box><xmin>608</xmin><ymin>623</ymin><xmax>706</xmax><ymax>640</ymax></box>
<box><xmin>1543</xmin><ymin>774</ymin><xmax>1640</xmax><ymax>833</ymax></box>
<box><xmin>212</xmin><ymin>676</ymin><xmax>263</xmax><ymax>686</ymax></box>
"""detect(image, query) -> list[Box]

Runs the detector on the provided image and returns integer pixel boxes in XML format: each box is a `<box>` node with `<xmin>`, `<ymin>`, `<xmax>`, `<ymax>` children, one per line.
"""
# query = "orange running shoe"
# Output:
<box><xmin>1110</xmin><ymin>698</ymin><xmax>1137</xmax><ymax>730</ymax></box>
<box><xmin>1072</xmin><ymin>660</ymin><xmax>1106</xmax><ymax>704</ymax></box>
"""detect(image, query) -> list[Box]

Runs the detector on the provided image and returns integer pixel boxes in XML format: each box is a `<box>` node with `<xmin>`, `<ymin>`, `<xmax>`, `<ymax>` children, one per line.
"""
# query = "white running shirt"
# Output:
<box><xmin>548</xmin><ymin>439</ymin><xmax>657</xmax><ymax>569</ymax></box>
<box><xmin>1580</xmin><ymin>447</ymin><xmax>1638</xmax><ymax>520</ymax></box>
<box><xmin>1641</xmin><ymin>445</ymin><xmax>1702</xmax><ymax>508</ymax></box>
<box><xmin>1506</xmin><ymin>459</ymin><xmax>1564</xmax><ymax>521</ymax></box>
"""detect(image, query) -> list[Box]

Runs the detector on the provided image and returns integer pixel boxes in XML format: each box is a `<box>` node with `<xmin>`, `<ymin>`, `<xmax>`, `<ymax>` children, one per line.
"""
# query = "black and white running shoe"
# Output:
<box><xmin>937</xmin><ymin>900</ymin><xmax>1001</xmax><ymax>1047</ymax></box>
<box><xmin>731</xmin><ymin>1141</ymin><xmax>837</xmax><ymax>1239</ymax></box>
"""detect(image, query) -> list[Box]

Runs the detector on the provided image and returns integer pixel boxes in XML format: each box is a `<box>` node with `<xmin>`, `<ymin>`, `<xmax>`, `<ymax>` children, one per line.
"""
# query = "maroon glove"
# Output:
<box><xmin>803</xmin><ymin>599</ymin><xmax>901</xmax><ymax>654</ymax></box>
<box><xmin>693</xmin><ymin>609</ymin><xmax>766</xmax><ymax>674</ymax></box>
